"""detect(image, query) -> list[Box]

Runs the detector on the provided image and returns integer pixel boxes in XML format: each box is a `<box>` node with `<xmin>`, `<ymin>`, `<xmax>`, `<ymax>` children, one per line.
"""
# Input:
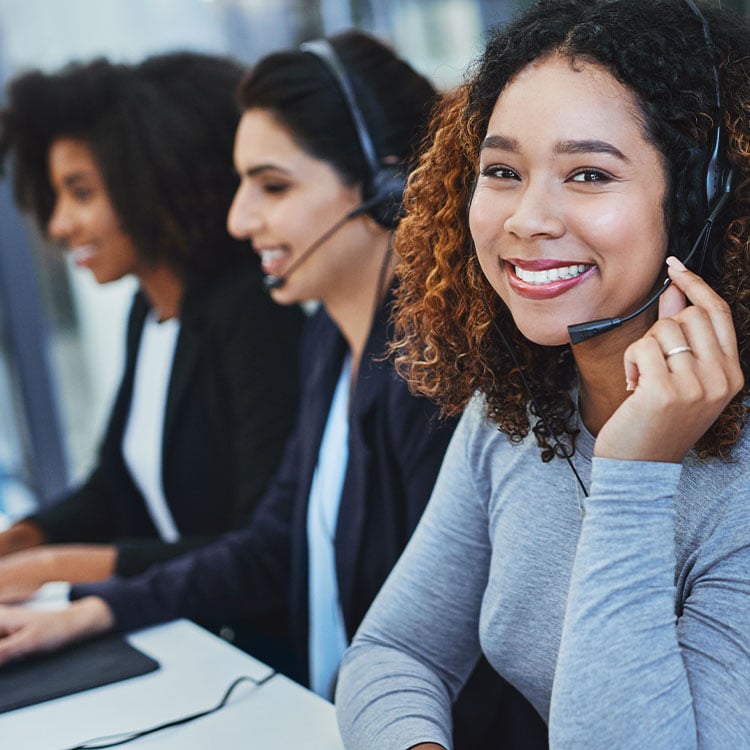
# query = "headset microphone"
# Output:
<box><xmin>568</xmin><ymin>0</ymin><xmax>734</xmax><ymax>346</ymax></box>
<box><xmin>262</xmin><ymin>195</ymin><xmax>383</xmax><ymax>292</ymax></box>
<box><xmin>567</xmin><ymin>176</ymin><xmax>733</xmax><ymax>344</ymax></box>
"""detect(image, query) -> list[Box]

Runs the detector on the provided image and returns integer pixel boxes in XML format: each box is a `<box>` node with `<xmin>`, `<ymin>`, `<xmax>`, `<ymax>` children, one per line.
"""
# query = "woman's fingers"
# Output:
<box><xmin>598</xmin><ymin>259</ymin><xmax>743</xmax><ymax>462</ymax></box>
<box><xmin>666</xmin><ymin>256</ymin><xmax>741</xmax><ymax>360</ymax></box>
<box><xmin>0</xmin><ymin>608</ymin><xmax>58</xmax><ymax>665</ymax></box>
<box><xmin>0</xmin><ymin>598</ymin><xmax>115</xmax><ymax>667</ymax></box>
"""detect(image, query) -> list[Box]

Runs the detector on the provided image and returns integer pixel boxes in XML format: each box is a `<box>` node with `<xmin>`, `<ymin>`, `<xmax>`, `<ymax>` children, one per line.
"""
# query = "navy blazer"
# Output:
<box><xmin>75</xmin><ymin>292</ymin><xmax>454</xmax><ymax>652</ymax></box>
<box><xmin>75</xmin><ymin>294</ymin><xmax>548</xmax><ymax>749</ymax></box>
<box><xmin>32</xmin><ymin>260</ymin><xmax>304</xmax><ymax>576</ymax></box>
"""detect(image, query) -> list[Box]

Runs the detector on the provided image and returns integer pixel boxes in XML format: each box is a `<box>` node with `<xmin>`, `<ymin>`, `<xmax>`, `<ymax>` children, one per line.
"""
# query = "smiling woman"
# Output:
<box><xmin>0</xmin><ymin>52</ymin><xmax>304</xmax><ymax>601</ymax></box>
<box><xmin>47</xmin><ymin>138</ymin><xmax>147</xmax><ymax>286</ymax></box>
<box><xmin>470</xmin><ymin>54</ymin><xmax>669</xmax><ymax>348</ymax></box>
<box><xmin>335</xmin><ymin>1</ymin><xmax>750</xmax><ymax>748</ymax></box>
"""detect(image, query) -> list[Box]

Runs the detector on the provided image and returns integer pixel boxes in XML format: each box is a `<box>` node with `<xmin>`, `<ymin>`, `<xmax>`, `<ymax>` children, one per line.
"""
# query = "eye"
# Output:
<box><xmin>71</xmin><ymin>186</ymin><xmax>94</xmax><ymax>202</ymax></box>
<box><xmin>262</xmin><ymin>182</ymin><xmax>290</xmax><ymax>195</ymax></box>
<box><xmin>480</xmin><ymin>164</ymin><xmax>520</xmax><ymax>180</ymax></box>
<box><xmin>568</xmin><ymin>169</ymin><xmax>612</xmax><ymax>183</ymax></box>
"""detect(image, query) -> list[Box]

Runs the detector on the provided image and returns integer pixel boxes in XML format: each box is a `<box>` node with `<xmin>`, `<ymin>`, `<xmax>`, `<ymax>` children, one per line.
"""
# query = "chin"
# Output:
<box><xmin>269</xmin><ymin>285</ymin><xmax>303</xmax><ymax>307</ymax></box>
<box><xmin>512</xmin><ymin>318</ymin><xmax>572</xmax><ymax>348</ymax></box>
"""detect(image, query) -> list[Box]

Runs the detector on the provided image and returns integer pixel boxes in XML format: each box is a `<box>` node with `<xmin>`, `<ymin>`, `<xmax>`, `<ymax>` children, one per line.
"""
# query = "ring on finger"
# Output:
<box><xmin>665</xmin><ymin>345</ymin><xmax>692</xmax><ymax>358</ymax></box>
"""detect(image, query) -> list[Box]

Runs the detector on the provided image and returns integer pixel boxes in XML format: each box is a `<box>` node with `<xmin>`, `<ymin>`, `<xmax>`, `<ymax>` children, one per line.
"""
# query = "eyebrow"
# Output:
<box><xmin>61</xmin><ymin>172</ymin><xmax>93</xmax><ymax>187</ymax></box>
<box><xmin>554</xmin><ymin>139</ymin><xmax>629</xmax><ymax>161</ymax></box>
<box><xmin>238</xmin><ymin>164</ymin><xmax>291</xmax><ymax>178</ymax></box>
<box><xmin>480</xmin><ymin>135</ymin><xmax>629</xmax><ymax>162</ymax></box>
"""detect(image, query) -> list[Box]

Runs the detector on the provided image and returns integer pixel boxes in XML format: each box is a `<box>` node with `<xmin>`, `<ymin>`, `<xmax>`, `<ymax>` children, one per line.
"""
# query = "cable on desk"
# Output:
<box><xmin>60</xmin><ymin>671</ymin><xmax>277</xmax><ymax>750</ymax></box>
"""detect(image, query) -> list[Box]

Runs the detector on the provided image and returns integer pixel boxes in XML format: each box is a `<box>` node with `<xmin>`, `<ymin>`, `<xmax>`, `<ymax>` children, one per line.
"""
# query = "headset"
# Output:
<box><xmin>300</xmin><ymin>38</ymin><xmax>407</xmax><ymax>230</ymax></box>
<box><xmin>567</xmin><ymin>0</ymin><xmax>735</xmax><ymax>344</ymax></box>
<box><xmin>263</xmin><ymin>38</ymin><xmax>406</xmax><ymax>292</ymax></box>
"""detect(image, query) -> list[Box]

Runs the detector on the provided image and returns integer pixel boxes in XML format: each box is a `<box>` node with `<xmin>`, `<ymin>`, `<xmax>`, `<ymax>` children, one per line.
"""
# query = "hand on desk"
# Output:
<box><xmin>0</xmin><ymin>545</ymin><xmax>116</xmax><ymax>604</ymax></box>
<box><xmin>0</xmin><ymin>596</ymin><xmax>115</xmax><ymax>666</ymax></box>
<box><xmin>0</xmin><ymin>520</ymin><xmax>45</xmax><ymax>557</ymax></box>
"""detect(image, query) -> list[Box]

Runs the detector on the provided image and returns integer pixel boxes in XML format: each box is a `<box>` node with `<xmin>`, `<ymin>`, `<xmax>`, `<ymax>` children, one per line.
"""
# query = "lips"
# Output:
<box><xmin>503</xmin><ymin>258</ymin><xmax>596</xmax><ymax>300</ymax></box>
<box><xmin>257</xmin><ymin>248</ymin><xmax>289</xmax><ymax>276</ymax></box>
<box><xmin>69</xmin><ymin>245</ymin><xmax>97</xmax><ymax>268</ymax></box>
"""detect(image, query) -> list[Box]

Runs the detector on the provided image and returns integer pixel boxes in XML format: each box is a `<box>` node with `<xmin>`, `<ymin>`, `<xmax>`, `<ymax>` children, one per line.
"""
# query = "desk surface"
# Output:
<box><xmin>0</xmin><ymin>619</ymin><xmax>344</xmax><ymax>750</ymax></box>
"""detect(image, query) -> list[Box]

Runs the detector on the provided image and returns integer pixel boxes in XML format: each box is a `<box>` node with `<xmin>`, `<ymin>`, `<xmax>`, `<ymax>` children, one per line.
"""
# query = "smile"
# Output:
<box><xmin>503</xmin><ymin>259</ymin><xmax>596</xmax><ymax>300</ymax></box>
<box><xmin>257</xmin><ymin>248</ymin><xmax>290</xmax><ymax>276</ymax></box>
<box><xmin>514</xmin><ymin>263</ymin><xmax>590</xmax><ymax>285</ymax></box>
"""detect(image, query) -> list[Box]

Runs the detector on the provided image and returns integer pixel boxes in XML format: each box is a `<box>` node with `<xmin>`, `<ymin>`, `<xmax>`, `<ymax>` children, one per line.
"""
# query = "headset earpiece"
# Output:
<box><xmin>301</xmin><ymin>39</ymin><xmax>406</xmax><ymax>231</ymax></box>
<box><xmin>364</xmin><ymin>164</ymin><xmax>406</xmax><ymax>229</ymax></box>
<box><xmin>675</xmin><ymin>123</ymin><xmax>734</xmax><ymax>276</ymax></box>
<box><xmin>673</xmin><ymin>1</ymin><xmax>736</xmax><ymax>277</ymax></box>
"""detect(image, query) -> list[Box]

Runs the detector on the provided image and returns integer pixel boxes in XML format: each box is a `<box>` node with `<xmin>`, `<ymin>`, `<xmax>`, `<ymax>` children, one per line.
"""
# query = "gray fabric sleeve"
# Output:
<box><xmin>336</xmin><ymin>408</ymin><xmax>489</xmax><ymax>750</ymax></box>
<box><xmin>550</xmin><ymin>457</ymin><xmax>750</xmax><ymax>749</ymax></box>
<box><xmin>337</xmin><ymin>401</ymin><xmax>750</xmax><ymax>749</ymax></box>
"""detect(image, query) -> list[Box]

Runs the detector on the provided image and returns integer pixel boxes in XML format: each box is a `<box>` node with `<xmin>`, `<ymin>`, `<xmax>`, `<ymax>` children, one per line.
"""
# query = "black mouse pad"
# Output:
<box><xmin>0</xmin><ymin>633</ymin><xmax>160</xmax><ymax>714</ymax></box>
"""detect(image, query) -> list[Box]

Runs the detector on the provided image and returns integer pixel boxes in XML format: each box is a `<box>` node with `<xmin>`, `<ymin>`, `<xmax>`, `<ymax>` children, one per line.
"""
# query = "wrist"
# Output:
<box><xmin>70</xmin><ymin>596</ymin><xmax>115</xmax><ymax>639</ymax></box>
<box><xmin>0</xmin><ymin>521</ymin><xmax>45</xmax><ymax>556</ymax></box>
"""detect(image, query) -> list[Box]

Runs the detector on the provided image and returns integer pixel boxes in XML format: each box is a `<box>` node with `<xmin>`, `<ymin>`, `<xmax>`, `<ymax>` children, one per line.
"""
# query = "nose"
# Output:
<box><xmin>47</xmin><ymin>197</ymin><xmax>74</xmax><ymax>242</ymax></box>
<box><xmin>227</xmin><ymin>181</ymin><xmax>262</xmax><ymax>240</ymax></box>
<box><xmin>503</xmin><ymin>180</ymin><xmax>564</xmax><ymax>240</ymax></box>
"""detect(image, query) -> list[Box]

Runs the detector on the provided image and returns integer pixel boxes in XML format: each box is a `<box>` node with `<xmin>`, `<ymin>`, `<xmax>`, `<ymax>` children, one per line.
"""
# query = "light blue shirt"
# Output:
<box><xmin>307</xmin><ymin>354</ymin><xmax>352</xmax><ymax>698</ymax></box>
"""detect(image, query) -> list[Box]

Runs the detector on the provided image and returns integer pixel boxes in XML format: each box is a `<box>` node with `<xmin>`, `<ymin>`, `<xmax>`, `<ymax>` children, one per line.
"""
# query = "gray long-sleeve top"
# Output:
<box><xmin>336</xmin><ymin>396</ymin><xmax>750</xmax><ymax>749</ymax></box>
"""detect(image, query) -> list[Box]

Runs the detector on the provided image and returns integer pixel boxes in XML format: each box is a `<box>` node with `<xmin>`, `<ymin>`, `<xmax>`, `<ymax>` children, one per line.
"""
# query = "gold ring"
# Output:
<box><xmin>665</xmin><ymin>345</ymin><xmax>692</xmax><ymax>358</ymax></box>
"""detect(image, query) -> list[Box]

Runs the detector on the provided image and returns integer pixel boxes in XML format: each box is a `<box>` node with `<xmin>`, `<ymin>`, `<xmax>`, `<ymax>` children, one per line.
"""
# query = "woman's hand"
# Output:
<box><xmin>595</xmin><ymin>256</ymin><xmax>744</xmax><ymax>463</ymax></box>
<box><xmin>0</xmin><ymin>521</ymin><xmax>45</xmax><ymax>558</ymax></box>
<box><xmin>0</xmin><ymin>597</ymin><xmax>115</xmax><ymax>666</ymax></box>
<box><xmin>0</xmin><ymin>545</ymin><xmax>117</xmax><ymax>604</ymax></box>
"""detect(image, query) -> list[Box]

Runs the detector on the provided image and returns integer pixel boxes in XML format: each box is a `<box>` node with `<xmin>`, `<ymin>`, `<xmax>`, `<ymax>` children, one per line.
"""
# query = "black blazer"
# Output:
<box><xmin>75</xmin><ymin>293</ymin><xmax>454</xmax><ymax>651</ymax></box>
<box><xmin>74</xmin><ymin>294</ymin><xmax>548</xmax><ymax>749</ymax></box>
<box><xmin>32</xmin><ymin>261</ymin><xmax>304</xmax><ymax>576</ymax></box>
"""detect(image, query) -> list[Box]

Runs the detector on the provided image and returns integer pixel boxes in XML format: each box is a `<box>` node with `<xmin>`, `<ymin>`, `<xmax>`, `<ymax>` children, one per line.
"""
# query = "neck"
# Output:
<box><xmin>323</xmin><ymin>236</ymin><xmax>395</xmax><ymax>378</ymax></box>
<box><xmin>137</xmin><ymin>264</ymin><xmax>184</xmax><ymax>322</ymax></box>
<box><xmin>572</xmin><ymin>311</ymin><xmax>656</xmax><ymax>434</ymax></box>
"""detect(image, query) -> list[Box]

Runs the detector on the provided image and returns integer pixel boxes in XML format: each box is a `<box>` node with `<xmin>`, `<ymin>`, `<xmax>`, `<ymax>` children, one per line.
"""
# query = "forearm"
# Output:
<box><xmin>0</xmin><ymin>545</ymin><xmax>117</xmax><ymax>603</ymax></box>
<box><xmin>0</xmin><ymin>520</ymin><xmax>45</xmax><ymax>556</ymax></box>
<box><xmin>73</xmin><ymin>523</ymin><xmax>289</xmax><ymax>633</ymax></box>
<box><xmin>39</xmin><ymin>545</ymin><xmax>117</xmax><ymax>582</ymax></box>
<box><xmin>549</xmin><ymin>458</ymin><xmax>694</xmax><ymax>748</ymax></box>
<box><xmin>336</xmin><ymin>640</ymin><xmax>454</xmax><ymax>750</ymax></box>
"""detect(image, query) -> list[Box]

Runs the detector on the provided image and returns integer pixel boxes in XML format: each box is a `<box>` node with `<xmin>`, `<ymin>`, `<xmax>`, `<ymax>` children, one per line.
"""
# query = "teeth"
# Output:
<box><xmin>260</xmin><ymin>249</ymin><xmax>285</xmax><ymax>263</ymax></box>
<box><xmin>514</xmin><ymin>264</ymin><xmax>589</xmax><ymax>285</ymax></box>
<box><xmin>71</xmin><ymin>245</ymin><xmax>96</xmax><ymax>262</ymax></box>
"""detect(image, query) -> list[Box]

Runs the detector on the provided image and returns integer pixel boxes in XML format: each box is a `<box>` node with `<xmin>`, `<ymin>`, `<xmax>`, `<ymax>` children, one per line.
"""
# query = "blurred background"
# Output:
<box><xmin>0</xmin><ymin>0</ymin><xmax>747</xmax><ymax>517</ymax></box>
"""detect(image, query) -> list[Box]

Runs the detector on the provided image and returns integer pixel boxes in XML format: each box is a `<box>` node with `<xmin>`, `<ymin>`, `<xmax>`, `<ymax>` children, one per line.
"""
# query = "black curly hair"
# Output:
<box><xmin>0</xmin><ymin>51</ymin><xmax>252</xmax><ymax>286</ymax></box>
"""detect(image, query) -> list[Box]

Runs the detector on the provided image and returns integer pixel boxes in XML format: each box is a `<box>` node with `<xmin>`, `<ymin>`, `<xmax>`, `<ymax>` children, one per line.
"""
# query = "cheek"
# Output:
<box><xmin>469</xmin><ymin>197</ymin><xmax>511</xmax><ymax>286</ymax></box>
<box><xmin>469</xmin><ymin>197</ymin><xmax>498</xmax><ymax>263</ymax></box>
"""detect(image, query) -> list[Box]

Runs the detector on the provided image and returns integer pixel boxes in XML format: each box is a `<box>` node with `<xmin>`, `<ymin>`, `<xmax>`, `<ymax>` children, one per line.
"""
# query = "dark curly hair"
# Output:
<box><xmin>0</xmin><ymin>51</ymin><xmax>252</xmax><ymax>286</ymax></box>
<box><xmin>391</xmin><ymin>0</ymin><xmax>750</xmax><ymax>461</ymax></box>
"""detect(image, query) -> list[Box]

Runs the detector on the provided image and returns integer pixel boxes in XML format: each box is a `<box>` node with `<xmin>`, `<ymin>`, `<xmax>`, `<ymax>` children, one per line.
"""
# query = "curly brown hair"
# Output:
<box><xmin>391</xmin><ymin>0</ymin><xmax>750</xmax><ymax>461</ymax></box>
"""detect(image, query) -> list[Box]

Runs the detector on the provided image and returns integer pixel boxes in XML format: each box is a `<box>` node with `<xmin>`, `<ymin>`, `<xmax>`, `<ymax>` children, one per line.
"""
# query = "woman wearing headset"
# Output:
<box><xmin>336</xmin><ymin>1</ymin><xmax>750</xmax><ymax>748</ymax></box>
<box><xmin>0</xmin><ymin>53</ymin><xmax>303</xmax><ymax>596</ymax></box>
<box><xmin>0</xmin><ymin>31</ymin><xmax>546</xmax><ymax>749</ymax></box>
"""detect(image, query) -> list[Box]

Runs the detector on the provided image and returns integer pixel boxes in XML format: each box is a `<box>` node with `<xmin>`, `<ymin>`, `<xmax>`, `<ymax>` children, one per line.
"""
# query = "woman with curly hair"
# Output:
<box><xmin>0</xmin><ymin>53</ymin><xmax>304</xmax><ymax>597</ymax></box>
<box><xmin>336</xmin><ymin>1</ymin><xmax>750</xmax><ymax>747</ymax></box>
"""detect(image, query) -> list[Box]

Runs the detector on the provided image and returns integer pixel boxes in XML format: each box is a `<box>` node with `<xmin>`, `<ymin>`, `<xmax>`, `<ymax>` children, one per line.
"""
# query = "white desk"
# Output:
<box><xmin>0</xmin><ymin>619</ymin><xmax>345</xmax><ymax>750</ymax></box>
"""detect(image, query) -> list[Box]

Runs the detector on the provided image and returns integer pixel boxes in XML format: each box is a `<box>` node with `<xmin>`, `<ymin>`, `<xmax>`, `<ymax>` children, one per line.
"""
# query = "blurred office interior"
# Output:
<box><xmin>0</xmin><ymin>0</ymin><xmax>746</xmax><ymax>516</ymax></box>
